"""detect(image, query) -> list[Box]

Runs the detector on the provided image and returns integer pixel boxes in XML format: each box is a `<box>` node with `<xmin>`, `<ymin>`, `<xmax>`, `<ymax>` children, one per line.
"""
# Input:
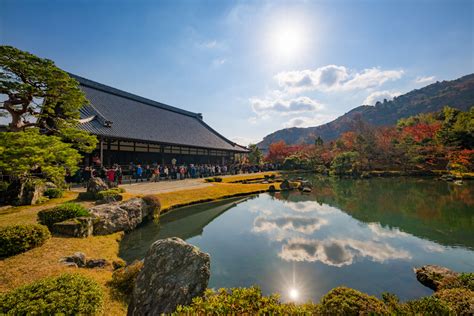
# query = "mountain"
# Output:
<box><xmin>257</xmin><ymin>74</ymin><xmax>474</xmax><ymax>149</ymax></box>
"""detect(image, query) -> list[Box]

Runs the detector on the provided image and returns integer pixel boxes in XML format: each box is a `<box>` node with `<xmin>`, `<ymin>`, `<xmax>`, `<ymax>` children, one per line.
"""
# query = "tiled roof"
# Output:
<box><xmin>72</xmin><ymin>74</ymin><xmax>248</xmax><ymax>153</ymax></box>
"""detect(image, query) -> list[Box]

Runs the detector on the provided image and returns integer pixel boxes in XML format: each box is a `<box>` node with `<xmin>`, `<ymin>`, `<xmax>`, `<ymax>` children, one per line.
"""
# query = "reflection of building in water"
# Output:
<box><xmin>119</xmin><ymin>197</ymin><xmax>248</xmax><ymax>262</ymax></box>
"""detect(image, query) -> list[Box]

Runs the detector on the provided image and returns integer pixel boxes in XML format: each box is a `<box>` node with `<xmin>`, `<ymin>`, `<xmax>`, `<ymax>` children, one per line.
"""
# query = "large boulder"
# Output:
<box><xmin>415</xmin><ymin>265</ymin><xmax>459</xmax><ymax>291</ymax></box>
<box><xmin>89</xmin><ymin>198</ymin><xmax>156</xmax><ymax>235</ymax></box>
<box><xmin>8</xmin><ymin>179</ymin><xmax>46</xmax><ymax>205</ymax></box>
<box><xmin>128</xmin><ymin>237</ymin><xmax>210</xmax><ymax>315</ymax></box>
<box><xmin>86</xmin><ymin>177</ymin><xmax>108</xmax><ymax>195</ymax></box>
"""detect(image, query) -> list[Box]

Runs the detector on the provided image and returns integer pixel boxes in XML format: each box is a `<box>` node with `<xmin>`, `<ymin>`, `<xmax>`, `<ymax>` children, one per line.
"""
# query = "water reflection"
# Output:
<box><xmin>120</xmin><ymin>177</ymin><xmax>474</xmax><ymax>301</ymax></box>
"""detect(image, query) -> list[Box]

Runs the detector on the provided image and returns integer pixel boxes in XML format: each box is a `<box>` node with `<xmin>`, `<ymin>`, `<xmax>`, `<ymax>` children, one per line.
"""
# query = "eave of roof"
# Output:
<box><xmin>71</xmin><ymin>73</ymin><xmax>249</xmax><ymax>153</ymax></box>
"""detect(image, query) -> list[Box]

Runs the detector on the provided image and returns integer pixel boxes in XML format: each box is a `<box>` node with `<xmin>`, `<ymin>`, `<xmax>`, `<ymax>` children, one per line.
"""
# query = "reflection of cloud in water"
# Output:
<box><xmin>286</xmin><ymin>201</ymin><xmax>335</xmax><ymax>214</ymax></box>
<box><xmin>279</xmin><ymin>238</ymin><xmax>411</xmax><ymax>267</ymax></box>
<box><xmin>367</xmin><ymin>223</ymin><xmax>409</xmax><ymax>239</ymax></box>
<box><xmin>248</xmin><ymin>205</ymin><xmax>272</xmax><ymax>215</ymax></box>
<box><xmin>253</xmin><ymin>216</ymin><xmax>328</xmax><ymax>234</ymax></box>
<box><xmin>422</xmin><ymin>243</ymin><xmax>445</xmax><ymax>253</ymax></box>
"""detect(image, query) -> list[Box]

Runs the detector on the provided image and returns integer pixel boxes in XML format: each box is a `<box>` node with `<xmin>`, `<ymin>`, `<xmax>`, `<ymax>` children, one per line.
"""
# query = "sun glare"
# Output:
<box><xmin>289</xmin><ymin>288</ymin><xmax>300</xmax><ymax>300</ymax></box>
<box><xmin>269</xmin><ymin>21</ymin><xmax>306</xmax><ymax>60</ymax></box>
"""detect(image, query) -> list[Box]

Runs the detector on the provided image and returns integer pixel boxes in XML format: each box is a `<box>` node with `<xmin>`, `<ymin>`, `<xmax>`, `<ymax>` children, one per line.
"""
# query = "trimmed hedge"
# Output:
<box><xmin>109</xmin><ymin>260</ymin><xmax>144</xmax><ymax>300</ymax></box>
<box><xmin>319</xmin><ymin>287</ymin><xmax>389</xmax><ymax>315</ymax></box>
<box><xmin>0</xmin><ymin>224</ymin><xmax>51</xmax><ymax>258</ymax></box>
<box><xmin>142</xmin><ymin>194</ymin><xmax>161</xmax><ymax>215</ymax></box>
<box><xmin>0</xmin><ymin>273</ymin><xmax>104</xmax><ymax>315</ymax></box>
<box><xmin>38</xmin><ymin>203</ymin><xmax>90</xmax><ymax>229</ymax></box>
<box><xmin>43</xmin><ymin>188</ymin><xmax>64</xmax><ymax>199</ymax></box>
<box><xmin>96</xmin><ymin>189</ymin><xmax>122</xmax><ymax>202</ymax></box>
<box><xmin>176</xmin><ymin>286</ymin><xmax>319</xmax><ymax>314</ymax></box>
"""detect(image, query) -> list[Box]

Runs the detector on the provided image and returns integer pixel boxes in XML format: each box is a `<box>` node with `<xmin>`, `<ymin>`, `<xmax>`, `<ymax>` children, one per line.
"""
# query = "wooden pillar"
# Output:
<box><xmin>99</xmin><ymin>139</ymin><xmax>104</xmax><ymax>167</ymax></box>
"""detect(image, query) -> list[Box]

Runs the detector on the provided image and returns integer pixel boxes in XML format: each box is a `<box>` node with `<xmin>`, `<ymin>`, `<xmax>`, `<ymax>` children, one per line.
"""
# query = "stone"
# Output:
<box><xmin>86</xmin><ymin>177</ymin><xmax>108</xmax><ymax>195</ymax></box>
<box><xmin>52</xmin><ymin>216</ymin><xmax>95</xmax><ymax>237</ymax></box>
<box><xmin>90</xmin><ymin>198</ymin><xmax>156</xmax><ymax>235</ymax></box>
<box><xmin>268</xmin><ymin>185</ymin><xmax>276</xmax><ymax>192</ymax></box>
<box><xmin>60</xmin><ymin>252</ymin><xmax>87</xmax><ymax>267</ymax></box>
<box><xmin>128</xmin><ymin>237</ymin><xmax>210</xmax><ymax>315</ymax></box>
<box><xmin>302</xmin><ymin>187</ymin><xmax>312</xmax><ymax>193</ymax></box>
<box><xmin>414</xmin><ymin>265</ymin><xmax>459</xmax><ymax>291</ymax></box>
<box><xmin>44</xmin><ymin>182</ymin><xmax>57</xmax><ymax>189</ymax></box>
<box><xmin>86</xmin><ymin>258</ymin><xmax>108</xmax><ymax>268</ymax></box>
<box><xmin>11</xmin><ymin>179</ymin><xmax>46</xmax><ymax>205</ymax></box>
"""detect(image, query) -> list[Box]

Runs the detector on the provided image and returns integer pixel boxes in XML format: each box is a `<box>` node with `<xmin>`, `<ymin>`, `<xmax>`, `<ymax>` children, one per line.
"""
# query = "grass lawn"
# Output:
<box><xmin>0</xmin><ymin>172</ymin><xmax>281</xmax><ymax>315</ymax></box>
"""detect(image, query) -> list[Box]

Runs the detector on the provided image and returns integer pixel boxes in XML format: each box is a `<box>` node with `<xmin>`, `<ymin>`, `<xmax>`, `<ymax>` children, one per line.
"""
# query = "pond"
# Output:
<box><xmin>119</xmin><ymin>177</ymin><xmax>474</xmax><ymax>302</ymax></box>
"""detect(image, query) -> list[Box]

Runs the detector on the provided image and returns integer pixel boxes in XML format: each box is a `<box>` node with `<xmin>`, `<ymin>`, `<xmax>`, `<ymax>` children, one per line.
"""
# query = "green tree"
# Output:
<box><xmin>0</xmin><ymin>45</ymin><xmax>96</xmax><ymax>152</ymax></box>
<box><xmin>0</xmin><ymin>129</ymin><xmax>81</xmax><ymax>184</ymax></box>
<box><xmin>330</xmin><ymin>152</ymin><xmax>361</xmax><ymax>176</ymax></box>
<box><xmin>248</xmin><ymin>144</ymin><xmax>263</xmax><ymax>165</ymax></box>
<box><xmin>437</xmin><ymin>106</ymin><xmax>474</xmax><ymax>149</ymax></box>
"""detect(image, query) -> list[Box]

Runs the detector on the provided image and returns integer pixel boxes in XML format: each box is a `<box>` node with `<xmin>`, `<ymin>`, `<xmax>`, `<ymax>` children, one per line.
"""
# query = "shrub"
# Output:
<box><xmin>142</xmin><ymin>194</ymin><xmax>161</xmax><ymax>215</ymax></box>
<box><xmin>35</xmin><ymin>196</ymin><xmax>49</xmax><ymax>204</ymax></box>
<box><xmin>38</xmin><ymin>203</ymin><xmax>90</xmax><ymax>229</ymax></box>
<box><xmin>204</xmin><ymin>178</ymin><xmax>215</xmax><ymax>182</ymax></box>
<box><xmin>176</xmin><ymin>286</ymin><xmax>319</xmax><ymax>314</ymax></box>
<box><xmin>96</xmin><ymin>189</ymin><xmax>122</xmax><ymax>202</ymax></box>
<box><xmin>213</xmin><ymin>177</ymin><xmax>223</xmax><ymax>182</ymax></box>
<box><xmin>109</xmin><ymin>260</ymin><xmax>144</xmax><ymax>300</ymax></box>
<box><xmin>0</xmin><ymin>224</ymin><xmax>51</xmax><ymax>258</ymax></box>
<box><xmin>435</xmin><ymin>288</ymin><xmax>474</xmax><ymax>315</ymax></box>
<box><xmin>319</xmin><ymin>287</ymin><xmax>389</xmax><ymax>315</ymax></box>
<box><xmin>439</xmin><ymin>272</ymin><xmax>474</xmax><ymax>291</ymax></box>
<box><xmin>77</xmin><ymin>191</ymin><xmax>96</xmax><ymax>200</ymax></box>
<box><xmin>403</xmin><ymin>296</ymin><xmax>452</xmax><ymax>315</ymax></box>
<box><xmin>0</xmin><ymin>273</ymin><xmax>104</xmax><ymax>315</ymax></box>
<box><xmin>330</xmin><ymin>152</ymin><xmax>361</xmax><ymax>176</ymax></box>
<box><xmin>44</xmin><ymin>188</ymin><xmax>64</xmax><ymax>199</ymax></box>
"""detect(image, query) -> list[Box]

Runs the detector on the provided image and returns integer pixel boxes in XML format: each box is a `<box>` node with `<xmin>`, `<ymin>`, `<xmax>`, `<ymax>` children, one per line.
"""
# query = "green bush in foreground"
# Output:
<box><xmin>435</xmin><ymin>288</ymin><xmax>474</xmax><ymax>315</ymax></box>
<box><xmin>0</xmin><ymin>273</ymin><xmax>104</xmax><ymax>315</ymax></box>
<box><xmin>37</xmin><ymin>202</ymin><xmax>90</xmax><ymax>229</ymax></box>
<box><xmin>318</xmin><ymin>286</ymin><xmax>389</xmax><ymax>315</ymax></box>
<box><xmin>402</xmin><ymin>296</ymin><xmax>452</xmax><ymax>315</ymax></box>
<box><xmin>43</xmin><ymin>188</ymin><xmax>64</xmax><ymax>199</ymax></box>
<box><xmin>109</xmin><ymin>260</ymin><xmax>144</xmax><ymax>300</ymax></box>
<box><xmin>176</xmin><ymin>287</ymin><xmax>319</xmax><ymax>314</ymax></box>
<box><xmin>0</xmin><ymin>224</ymin><xmax>51</xmax><ymax>258</ymax></box>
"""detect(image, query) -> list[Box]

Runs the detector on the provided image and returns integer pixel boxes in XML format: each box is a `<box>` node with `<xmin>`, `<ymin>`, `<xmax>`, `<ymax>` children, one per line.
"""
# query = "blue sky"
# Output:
<box><xmin>1</xmin><ymin>0</ymin><xmax>473</xmax><ymax>145</ymax></box>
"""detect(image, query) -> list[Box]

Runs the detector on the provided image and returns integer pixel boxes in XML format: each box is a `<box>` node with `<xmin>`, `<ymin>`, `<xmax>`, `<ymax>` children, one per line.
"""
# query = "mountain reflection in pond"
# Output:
<box><xmin>119</xmin><ymin>177</ymin><xmax>474</xmax><ymax>302</ymax></box>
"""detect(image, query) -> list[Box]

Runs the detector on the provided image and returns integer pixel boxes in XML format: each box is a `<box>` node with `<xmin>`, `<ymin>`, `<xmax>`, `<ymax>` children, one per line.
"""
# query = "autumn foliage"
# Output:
<box><xmin>265</xmin><ymin>106</ymin><xmax>474</xmax><ymax>175</ymax></box>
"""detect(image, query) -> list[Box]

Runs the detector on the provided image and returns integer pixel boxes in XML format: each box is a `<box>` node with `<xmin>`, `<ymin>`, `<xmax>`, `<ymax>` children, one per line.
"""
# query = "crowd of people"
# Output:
<box><xmin>70</xmin><ymin>162</ymin><xmax>279</xmax><ymax>186</ymax></box>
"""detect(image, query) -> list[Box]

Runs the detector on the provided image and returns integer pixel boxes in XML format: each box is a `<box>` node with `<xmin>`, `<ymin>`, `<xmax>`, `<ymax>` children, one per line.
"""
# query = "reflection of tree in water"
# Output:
<box><xmin>279</xmin><ymin>176</ymin><xmax>474</xmax><ymax>249</ymax></box>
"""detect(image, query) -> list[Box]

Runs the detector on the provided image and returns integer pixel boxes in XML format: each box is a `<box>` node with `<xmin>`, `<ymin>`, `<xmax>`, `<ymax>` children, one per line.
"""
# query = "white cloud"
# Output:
<box><xmin>279</xmin><ymin>237</ymin><xmax>411</xmax><ymax>267</ymax></box>
<box><xmin>250</xmin><ymin>96</ymin><xmax>324</xmax><ymax>115</ymax></box>
<box><xmin>415</xmin><ymin>76</ymin><xmax>436</xmax><ymax>84</ymax></box>
<box><xmin>363</xmin><ymin>90</ymin><xmax>401</xmax><ymax>105</ymax></box>
<box><xmin>275</xmin><ymin>65</ymin><xmax>404</xmax><ymax>93</ymax></box>
<box><xmin>253</xmin><ymin>215</ymin><xmax>328</xmax><ymax>234</ymax></box>
<box><xmin>283</xmin><ymin>114</ymin><xmax>336</xmax><ymax>128</ymax></box>
<box><xmin>198</xmin><ymin>40</ymin><xmax>226</xmax><ymax>50</ymax></box>
<box><xmin>231</xmin><ymin>136</ymin><xmax>259</xmax><ymax>146</ymax></box>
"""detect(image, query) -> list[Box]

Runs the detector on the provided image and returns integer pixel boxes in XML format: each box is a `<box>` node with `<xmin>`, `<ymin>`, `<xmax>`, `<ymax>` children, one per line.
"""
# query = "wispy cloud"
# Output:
<box><xmin>275</xmin><ymin>65</ymin><xmax>404</xmax><ymax>93</ymax></box>
<box><xmin>363</xmin><ymin>90</ymin><xmax>401</xmax><ymax>105</ymax></box>
<box><xmin>283</xmin><ymin>114</ymin><xmax>336</xmax><ymax>128</ymax></box>
<box><xmin>212</xmin><ymin>58</ymin><xmax>227</xmax><ymax>67</ymax></box>
<box><xmin>250</xmin><ymin>96</ymin><xmax>324</xmax><ymax>115</ymax></box>
<box><xmin>415</xmin><ymin>75</ymin><xmax>436</xmax><ymax>84</ymax></box>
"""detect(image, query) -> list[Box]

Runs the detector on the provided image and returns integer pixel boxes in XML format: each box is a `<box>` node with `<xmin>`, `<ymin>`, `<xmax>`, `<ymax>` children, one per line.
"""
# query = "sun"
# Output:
<box><xmin>289</xmin><ymin>287</ymin><xmax>300</xmax><ymax>300</ymax></box>
<box><xmin>269</xmin><ymin>21</ymin><xmax>306</xmax><ymax>60</ymax></box>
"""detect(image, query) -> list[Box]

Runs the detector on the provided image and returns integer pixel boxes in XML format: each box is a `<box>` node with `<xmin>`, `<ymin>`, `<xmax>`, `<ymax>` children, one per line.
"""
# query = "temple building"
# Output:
<box><xmin>72</xmin><ymin>74</ymin><xmax>248</xmax><ymax>166</ymax></box>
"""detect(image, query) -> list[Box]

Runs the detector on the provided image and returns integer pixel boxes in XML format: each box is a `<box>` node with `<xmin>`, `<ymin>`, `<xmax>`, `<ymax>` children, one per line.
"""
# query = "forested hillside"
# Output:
<box><xmin>258</xmin><ymin>74</ymin><xmax>474</xmax><ymax>149</ymax></box>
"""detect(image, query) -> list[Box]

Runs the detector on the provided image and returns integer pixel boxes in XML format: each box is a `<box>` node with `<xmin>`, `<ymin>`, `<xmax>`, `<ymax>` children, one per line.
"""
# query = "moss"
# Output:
<box><xmin>108</xmin><ymin>260</ymin><xmax>144</xmax><ymax>301</ymax></box>
<box><xmin>0</xmin><ymin>273</ymin><xmax>104</xmax><ymax>315</ymax></box>
<box><xmin>96</xmin><ymin>189</ymin><xmax>123</xmax><ymax>202</ymax></box>
<box><xmin>439</xmin><ymin>273</ymin><xmax>474</xmax><ymax>291</ymax></box>
<box><xmin>319</xmin><ymin>286</ymin><xmax>389</xmax><ymax>315</ymax></box>
<box><xmin>0</xmin><ymin>224</ymin><xmax>51</xmax><ymax>258</ymax></box>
